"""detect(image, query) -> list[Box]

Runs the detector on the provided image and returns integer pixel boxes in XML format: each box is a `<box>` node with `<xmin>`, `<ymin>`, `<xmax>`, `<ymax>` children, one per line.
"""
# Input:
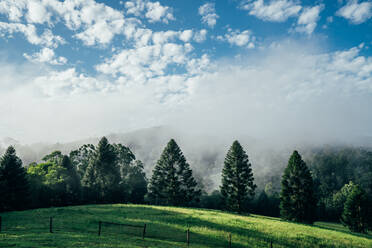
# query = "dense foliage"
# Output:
<box><xmin>0</xmin><ymin>146</ymin><xmax>29</xmax><ymax>211</ymax></box>
<box><xmin>0</xmin><ymin>138</ymin><xmax>371</xmax><ymax>233</ymax></box>
<box><xmin>280</xmin><ymin>151</ymin><xmax>316</xmax><ymax>224</ymax></box>
<box><xmin>307</xmin><ymin>147</ymin><xmax>372</xmax><ymax>222</ymax></box>
<box><xmin>220</xmin><ymin>141</ymin><xmax>256</xmax><ymax>213</ymax></box>
<box><xmin>148</xmin><ymin>139</ymin><xmax>201</xmax><ymax>206</ymax></box>
<box><xmin>82</xmin><ymin>137</ymin><xmax>122</xmax><ymax>203</ymax></box>
<box><xmin>341</xmin><ymin>185</ymin><xmax>371</xmax><ymax>233</ymax></box>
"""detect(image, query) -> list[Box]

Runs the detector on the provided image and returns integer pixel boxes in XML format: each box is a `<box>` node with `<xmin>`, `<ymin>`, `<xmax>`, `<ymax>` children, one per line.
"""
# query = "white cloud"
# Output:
<box><xmin>295</xmin><ymin>5</ymin><xmax>324</xmax><ymax>35</ymax></box>
<box><xmin>26</xmin><ymin>0</ymin><xmax>52</xmax><ymax>24</ymax></box>
<box><xmin>0</xmin><ymin>0</ymin><xmax>27</xmax><ymax>22</ymax></box>
<box><xmin>53</xmin><ymin>0</ymin><xmax>127</xmax><ymax>46</ymax></box>
<box><xmin>337</xmin><ymin>0</ymin><xmax>372</xmax><ymax>24</ymax></box>
<box><xmin>329</xmin><ymin>45</ymin><xmax>372</xmax><ymax>78</ymax></box>
<box><xmin>194</xmin><ymin>29</ymin><xmax>207</xmax><ymax>43</ymax></box>
<box><xmin>74</xmin><ymin>19</ymin><xmax>125</xmax><ymax>46</ymax></box>
<box><xmin>152</xmin><ymin>30</ymin><xmax>177</xmax><ymax>44</ymax></box>
<box><xmin>125</xmin><ymin>0</ymin><xmax>146</xmax><ymax>16</ymax></box>
<box><xmin>187</xmin><ymin>54</ymin><xmax>210</xmax><ymax>75</ymax></box>
<box><xmin>0</xmin><ymin>22</ymin><xmax>65</xmax><ymax>48</ymax></box>
<box><xmin>218</xmin><ymin>29</ymin><xmax>256</xmax><ymax>48</ymax></box>
<box><xmin>241</xmin><ymin>0</ymin><xmax>302</xmax><ymax>22</ymax></box>
<box><xmin>145</xmin><ymin>1</ymin><xmax>174</xmax><ymax>23</ymax></box>
<box><xmin>1</xmin><ymin>41</ymin><xmax>372</xmax><ymax>145</ymax></box>
<box><xmin>0</xmin><ymin>0</ymin><xmax>176</xmax><ymax>48</ymax></box>
<box><xmin>199</xmin><ymin>3</ymin><xmax>219</xmax><ymax>28</ymax></box>
<box><xmin>96</xmin><ymin>42</ymin><xmax>193</xmax><ymax>80</ymax></box>
<box><xmin>0</xmin><ymin>0</ymin><xmax>128</xmax><ymax>46</ymax></box>
<box><xmin>34</xmin><ymin>68</ymin><xmax>114</xmax><ymax>97</ymax></box>
<box><xmin>24</xmin><ymin>47</ymin><xmax>67</xmax><ymax>65</ymax></box>
<box><xmin>150</xmin><ymin>29</ymin><xmax>194</xmax><ymax>44</ymax></box>
<box><xmin>179</xmin><ymin>30</ymin><xmax>193</xmax><ymax>42</ymax></box>
<box><xmin>125</xmin><ymin>0</ymin><xmax>174</xmax><ymax>23</ymax></box>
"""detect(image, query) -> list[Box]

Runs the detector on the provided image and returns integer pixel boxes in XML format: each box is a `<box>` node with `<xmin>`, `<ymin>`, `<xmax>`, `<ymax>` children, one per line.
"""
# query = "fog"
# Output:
<box><xmin>1</xmin><ymin>40</ymin><xmax>372</xmax><ymax>191</ymax></box>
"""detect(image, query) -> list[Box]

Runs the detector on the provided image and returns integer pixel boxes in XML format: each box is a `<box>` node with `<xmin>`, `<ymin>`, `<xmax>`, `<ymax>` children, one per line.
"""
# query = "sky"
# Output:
<box><xmin>0</xmin><ymin>0</ymin><xmax>371</xmax><ymax>145</ymax></box>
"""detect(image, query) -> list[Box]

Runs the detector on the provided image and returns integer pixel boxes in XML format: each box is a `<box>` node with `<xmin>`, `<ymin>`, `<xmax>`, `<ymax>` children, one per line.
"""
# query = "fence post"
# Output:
<box><xmin>98</xmin><ymin>221</ymin><xmax>102</xmax><ymax>236</ymax></box>
<box><xmin>187</xmin><ymin>228</ymin><xmax>190</xmax><ymax>247</ymax></box>
<box><xmin>49</xmin><ymin>217</ymin><xmax>53</xmax><ymax>233</ymax></box>
<box><xmin>229</xmin><ymin>233</ymin><xmax>231</xmax><ymax>248</ymax></box>
<box><xmin>142</xmin><ymin>224</ymin><xmax>146</xmax><ymax>240</ymax></box>
<box><xmin>270</xmin><ymin>240</ymin><xmax>273</xmax><ymax>248</ymax></box>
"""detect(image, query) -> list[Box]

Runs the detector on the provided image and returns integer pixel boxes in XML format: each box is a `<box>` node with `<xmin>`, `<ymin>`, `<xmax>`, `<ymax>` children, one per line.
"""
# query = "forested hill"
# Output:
<box><xmin>1</xmin><ymin>126</ymin><xmax>372</xmax><ymax>196</ymax></box>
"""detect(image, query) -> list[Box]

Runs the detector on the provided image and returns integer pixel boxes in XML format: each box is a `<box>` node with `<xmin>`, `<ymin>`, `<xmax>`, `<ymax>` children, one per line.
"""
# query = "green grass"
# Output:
<box><xmin>0</xmin><ymin>204</ymin><xmax>371</xmax><ymax>248</ymax></box>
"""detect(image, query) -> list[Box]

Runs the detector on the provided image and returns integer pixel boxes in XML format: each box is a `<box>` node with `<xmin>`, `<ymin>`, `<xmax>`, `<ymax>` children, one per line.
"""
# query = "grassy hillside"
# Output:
<box><xmin>0</xmin><ymin>204</ymin><xmax>371</xmax><ymax>248</ymax></box>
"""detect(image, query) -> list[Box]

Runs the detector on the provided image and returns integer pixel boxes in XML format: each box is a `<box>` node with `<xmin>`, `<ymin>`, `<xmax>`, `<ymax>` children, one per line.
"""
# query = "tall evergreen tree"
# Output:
<box><xmin>341</xmin><ymin>185</ymin><xmax>370</xmax><ymax>233</ymax></box>
<box><xmin>0</xmin><ymin>146</ymin><xmax>29</xmax><ymax>211</ymax></box>
<box><xmin>82</xmin><ymin>137</ymin><xmax>121</xmax><ymax>203</ymax></box>
<box><xmin>280</xmin><ymin>151</ymin><xmax>316</xmax><ymax>224</ymax></box>
<box><xmin>220</xmin><ymin>141</ymin><xmax>256</xmax><ymax>213</ymax></box>
<box><xmin>148</xmin><ymin>139</ymin><xmax>200</xmax><ymax>206</ymax></box>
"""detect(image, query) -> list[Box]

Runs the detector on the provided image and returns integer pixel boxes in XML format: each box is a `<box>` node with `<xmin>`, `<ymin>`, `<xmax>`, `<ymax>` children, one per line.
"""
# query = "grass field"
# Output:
<box><xmin>0</xmin><ymin>204</ymin><xmax>371</xmax><ymax>248</ymax></box>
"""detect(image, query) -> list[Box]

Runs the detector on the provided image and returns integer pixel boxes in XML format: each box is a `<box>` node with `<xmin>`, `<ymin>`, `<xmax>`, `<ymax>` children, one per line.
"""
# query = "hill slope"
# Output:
<box><xmin>0</xmin><ymin>204</ymin><xmax>371</xmax><ymax>248</ymax></box>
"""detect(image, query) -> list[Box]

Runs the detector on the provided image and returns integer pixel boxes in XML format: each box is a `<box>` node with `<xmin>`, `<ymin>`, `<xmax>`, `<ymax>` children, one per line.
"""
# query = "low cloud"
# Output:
<box><xmin>0</xmin><ymin>40</ymin><xmax>371</xmax><ymax>147</ymax></box>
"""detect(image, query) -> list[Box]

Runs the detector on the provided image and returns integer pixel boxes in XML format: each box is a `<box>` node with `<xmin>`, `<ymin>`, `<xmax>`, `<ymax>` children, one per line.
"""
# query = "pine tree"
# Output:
<box><xmin>220</xmin><ymin>141</ymin><xmax>256</xmax><ymax>213</ymax></box>
<box><xmin>179</xmin><ymin>161</ymin><xmax>201</xmax><ymax>206</ymax></box>
<box><xmin>82</xmin><ymin>137</ymin><xmax>121</xmax><ymax>203</ymax></box>
<box><xmin>280</xmin><ymin>150</ymin><xmax>316</xmax><ymax>224</ymax></box>
<box><xmin>341</xmin><ymin>185</ymin><xmax>369</xmax><ymax>233</ymax></box>
<box><xmin>0</xmin><ymin>146</ymin><xmax>29</xmax><ymax>211</ymax></box>
<box><xmin>148</xmin><ymin>139</ymin><xmax>200</xmax><ymax>206</ymax></box>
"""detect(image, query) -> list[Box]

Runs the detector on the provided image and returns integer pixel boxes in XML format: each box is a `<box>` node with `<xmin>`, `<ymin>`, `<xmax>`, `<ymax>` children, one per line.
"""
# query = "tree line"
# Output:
<box><xmin>0</xmin><ymin>137</ymin><xmax>371</xmax><ymax>233</ymax></box>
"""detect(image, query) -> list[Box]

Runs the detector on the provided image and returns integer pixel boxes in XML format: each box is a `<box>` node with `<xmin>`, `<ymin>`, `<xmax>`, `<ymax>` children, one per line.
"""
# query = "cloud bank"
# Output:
<box><xmin>0</xmin><ymin>39</ymin><xmax>371</xmax><ymax>147</ymax></box>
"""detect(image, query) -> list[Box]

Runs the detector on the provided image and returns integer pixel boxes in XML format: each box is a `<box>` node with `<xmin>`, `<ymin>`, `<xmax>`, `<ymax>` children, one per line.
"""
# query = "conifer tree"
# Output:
<box><xmin>0</xmin><ymin>146</ymin><xmax>29</xmax><ymax>211</ymax></box>
<box><xmin>220</xmin><ymin>141</ymin><xmax>256</xmax><ymax>213</ymax></box>
<box><xmin>82</xmin><ymin>137</ymin><xmax>121</xmax><ymax>203</ymax></box>
<box><xmin>148</xmin><ymin>139</ymin><xmax>200</xmax><ymax>206</ymax></box>
<box><xmin>280</xmin><ymin>150</ymin><xmax>316</xmax><ymax>224</ymax></box>
<box><xmin>341</xmin><ymin>185</ymin><xmax>370</xmax><ymax>233</ymax></box>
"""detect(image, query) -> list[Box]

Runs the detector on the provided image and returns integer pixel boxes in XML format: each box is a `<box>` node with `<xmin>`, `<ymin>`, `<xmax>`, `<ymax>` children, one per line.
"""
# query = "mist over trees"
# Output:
<box><xmin>0</xmin><ymin>132</ymin><xmax>371</xmax><ymax>233</ymax></box>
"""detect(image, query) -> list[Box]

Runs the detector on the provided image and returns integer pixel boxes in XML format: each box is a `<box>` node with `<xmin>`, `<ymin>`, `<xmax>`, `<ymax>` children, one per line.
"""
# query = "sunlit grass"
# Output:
<box><xmin>0</xmin><ymin>204</ymin><xmax>371</xmax><ymax>248</ymax></box>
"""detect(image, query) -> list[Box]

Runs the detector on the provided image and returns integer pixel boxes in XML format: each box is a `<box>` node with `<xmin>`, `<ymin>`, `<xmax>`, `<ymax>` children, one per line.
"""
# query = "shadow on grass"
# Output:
<box><xmin>1</xmin><ymin>204</ymin><xmax>370</xmax><ymax>248</ymax></box>
<box><xmin>313</xmin><ymin>222</ymin><xmax>372</xmax><ymax>240</ymax></box>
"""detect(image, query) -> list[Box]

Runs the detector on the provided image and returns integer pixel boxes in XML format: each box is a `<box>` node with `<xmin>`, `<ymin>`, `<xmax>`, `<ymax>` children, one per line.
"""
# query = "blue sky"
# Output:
<box><xmin>0</xmin><ymin>0</ymin><xmax>371</xmax><ymax>144</ymax></box>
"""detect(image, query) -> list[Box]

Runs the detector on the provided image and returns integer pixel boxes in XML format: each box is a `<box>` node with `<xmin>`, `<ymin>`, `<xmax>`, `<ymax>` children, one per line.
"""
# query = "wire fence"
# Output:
<box><xmin>0</xmin><ymin>215</ymin><xmax>275</xmax><ymax>248</ymax></box>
